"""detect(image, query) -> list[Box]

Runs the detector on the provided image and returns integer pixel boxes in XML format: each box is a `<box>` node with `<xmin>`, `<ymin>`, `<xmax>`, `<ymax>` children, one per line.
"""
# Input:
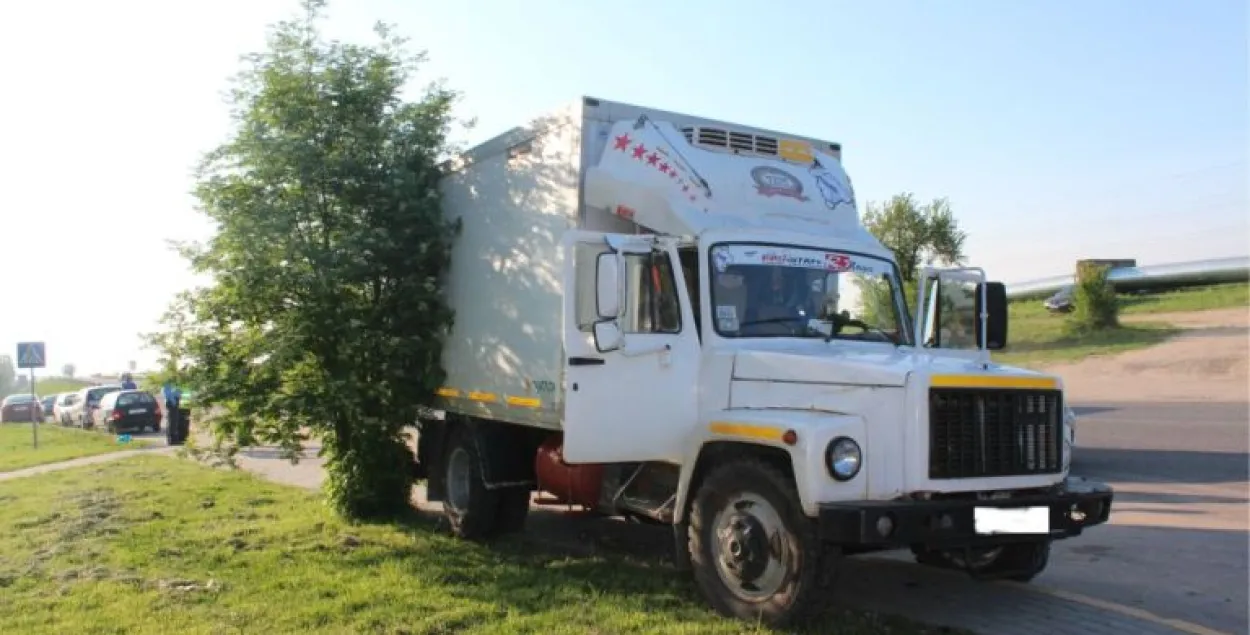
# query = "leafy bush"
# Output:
<box><xmin>1070</xmin><ymin>261</ymin><xmax>1119</xmax><ymax>331</ymax></box>
<box><xmin>146</xmin><ymin>0</ymin><xmax>462</xmax><ymax>520</ymax></box>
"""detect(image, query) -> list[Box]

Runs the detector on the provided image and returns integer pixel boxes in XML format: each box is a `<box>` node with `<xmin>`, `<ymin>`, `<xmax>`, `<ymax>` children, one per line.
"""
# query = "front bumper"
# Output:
<box><xmin>818</xmin><ymin>476</ymin><xmax>1113</xmax><ymax>548</ymax></box>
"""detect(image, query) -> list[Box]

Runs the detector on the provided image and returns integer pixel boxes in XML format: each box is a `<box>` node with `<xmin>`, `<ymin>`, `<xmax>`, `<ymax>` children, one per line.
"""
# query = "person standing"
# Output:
<box><xmin>162</xmin><ymin>378</ymin><xmax>182</xmax><ymax>445</ymax></box>
<box><xmin>120</xmin><ymin>373</ymin><xmax>137</xmax><ymax>390</ymax></box>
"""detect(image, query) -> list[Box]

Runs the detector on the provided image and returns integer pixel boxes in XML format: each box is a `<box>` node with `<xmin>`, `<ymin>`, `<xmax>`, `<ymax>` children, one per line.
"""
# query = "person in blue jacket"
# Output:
<box><xmin>120</xmin><ymin>373</ymin><xmax>137</xmax><ymax>390</ymax></box>
<box><xmin>162</xmin><ymin>379</ymin><xmax>183</xmax><ymax>444</ymax></box>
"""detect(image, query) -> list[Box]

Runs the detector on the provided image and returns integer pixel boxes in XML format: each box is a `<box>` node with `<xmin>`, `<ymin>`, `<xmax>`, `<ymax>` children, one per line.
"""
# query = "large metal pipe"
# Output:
<box><xmin>1006</xmin><ymin>256</ymin><xmax>1249</xmax><ymax>299</ymax></box>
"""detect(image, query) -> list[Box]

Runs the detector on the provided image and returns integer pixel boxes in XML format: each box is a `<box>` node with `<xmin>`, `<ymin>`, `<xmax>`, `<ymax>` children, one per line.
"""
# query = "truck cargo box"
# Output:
<box><xmin>435</xmin><ymin>96</ymin><xmax>854</xmax><ymax>430</ymax></box>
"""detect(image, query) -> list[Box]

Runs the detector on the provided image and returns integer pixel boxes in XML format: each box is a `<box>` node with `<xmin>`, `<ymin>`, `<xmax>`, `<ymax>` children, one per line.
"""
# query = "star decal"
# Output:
<box><xmin>614</xmin><ymin>134</ymin><xmax>631</xmax><ymax>151</ymax></box>
<box><xmin>632</xmin><ymin>144</ymin><xmax>647</xmax><ymax>159</ymax></box>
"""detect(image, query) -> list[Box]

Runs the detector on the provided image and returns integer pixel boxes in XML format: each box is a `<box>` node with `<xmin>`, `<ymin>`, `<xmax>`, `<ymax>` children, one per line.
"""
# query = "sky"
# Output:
<box><xmin>0</xmin><ymin>0</ymin><xmax>1246</xmax><ymax>376</ymax></box>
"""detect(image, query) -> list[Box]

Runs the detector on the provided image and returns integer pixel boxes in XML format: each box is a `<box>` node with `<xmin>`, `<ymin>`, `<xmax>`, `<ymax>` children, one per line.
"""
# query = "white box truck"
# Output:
<box><xmin>414</xmin><ymin>96</ymin><xmax>1113</xmax><ymax>625</ymax></box>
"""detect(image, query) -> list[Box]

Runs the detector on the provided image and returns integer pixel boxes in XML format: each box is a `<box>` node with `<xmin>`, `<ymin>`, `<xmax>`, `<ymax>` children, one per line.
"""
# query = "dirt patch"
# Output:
<box><xmin>1039</xmin><ymin>308</ymin><xmax>1249</xmax><ymax>403</ymax></box>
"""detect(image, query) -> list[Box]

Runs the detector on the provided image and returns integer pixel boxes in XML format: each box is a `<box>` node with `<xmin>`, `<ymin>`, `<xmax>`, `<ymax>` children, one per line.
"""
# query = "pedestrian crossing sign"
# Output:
<box><xmin>16</xmin><ymin>342</ymin><xmax>45</xmax><ymax>369</ymax></box>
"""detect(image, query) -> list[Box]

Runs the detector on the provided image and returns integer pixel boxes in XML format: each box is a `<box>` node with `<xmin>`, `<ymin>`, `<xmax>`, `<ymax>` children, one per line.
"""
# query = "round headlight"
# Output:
<box><xmin>826</xmin><ymin>437</ymin><xmax>862</xmax><ymax>481</ymax></box>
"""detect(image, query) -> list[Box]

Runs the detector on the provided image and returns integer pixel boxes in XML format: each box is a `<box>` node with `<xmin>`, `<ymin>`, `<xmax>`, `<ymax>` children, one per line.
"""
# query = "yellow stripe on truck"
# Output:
<box><xmin>505</xmin><ymin>396</ymin><xmax>541</xmax><ymax>408</ymax></box>
<box><xmin>439</xmin><ymin>388</ymin><xmax>541</xmax><ymax>409</ymax></box>
<box><xmin>930</xmin><ymin>374</ymin><xmax>1059</xmax><ymax>390</ymax></box>
<box><xmin>708</xmin><ymin>421</ymin><xmax>785</xmax><ymax>442</ymax></box>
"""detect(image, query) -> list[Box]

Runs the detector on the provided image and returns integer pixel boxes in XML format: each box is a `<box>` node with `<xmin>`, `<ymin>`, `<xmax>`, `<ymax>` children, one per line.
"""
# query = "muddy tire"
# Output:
<box><xmin>687</xmin><ymin>458</ymin><xmax>820</xmax><ymax>627</ymax></box>
<box><xmin>442</xmin><ymin>426</ymin><xmax>499</xmax><ymax>541</ymax></box>
<box><xmin>491</xmin><ymin>488</ymin><xmax>532</xmax><ymax>537</ymax></box>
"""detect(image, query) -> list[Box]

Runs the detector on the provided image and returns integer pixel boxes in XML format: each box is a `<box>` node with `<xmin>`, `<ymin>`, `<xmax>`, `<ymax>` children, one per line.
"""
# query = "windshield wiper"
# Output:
<box><xmin>823</xmin><ymin>317</ymin><xmax>894</xmax><ymax>343</ymax></box>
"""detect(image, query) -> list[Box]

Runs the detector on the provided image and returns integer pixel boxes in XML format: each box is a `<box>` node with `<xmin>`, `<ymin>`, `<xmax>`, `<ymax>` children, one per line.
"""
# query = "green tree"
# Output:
<box><xmin>862</xmin><ymin>193</ymin><xmax>968</xmax><ymax>312</ymax></box>
<box><xmin>147</xmin><ymin>0</ymin><xmax>462</xmax><ymax>519</ymax></box>
<box><xmin>0</xmin><ymin>355</ymin><xmax>14</xmax><ymax>397</ymax></box>
<box><xmin>1070</xmin><ymin>261</ymin><xmax>1119</xmax><ymax>331</ymax></box>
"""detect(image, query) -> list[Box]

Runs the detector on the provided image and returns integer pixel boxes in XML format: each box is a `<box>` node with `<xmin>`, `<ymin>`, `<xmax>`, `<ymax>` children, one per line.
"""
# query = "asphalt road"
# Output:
<box><xmin>1045</xmin><ymin>401</ymin><xmax>1249</xmax><ymax>635</ymax></box>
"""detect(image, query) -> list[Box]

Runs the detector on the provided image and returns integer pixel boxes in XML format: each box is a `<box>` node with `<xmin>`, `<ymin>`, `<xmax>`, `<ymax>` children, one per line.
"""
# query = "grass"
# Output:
<box><xmin>993</xmin><ymin>282</ymin><xmax>1250</xmax><ymax>367</ymax></box>
<box><xmin>0</xmin><ymin>424</ymin><xmax>150</xmax><ymax>472</ymax></box>
<box><xmin>0</xmin><ymin>455</ymin><xmax>945</xmax><ymax>635</ymax></box>
<box><xmin>1117</xmin><ymin>282</ymin><xmax>1248</xmax><ymax>315</ymax></box>
<box><xmin>30</xmin><ymin>377</ymin><xmax>92</xmax><ymax>398</ymax></box>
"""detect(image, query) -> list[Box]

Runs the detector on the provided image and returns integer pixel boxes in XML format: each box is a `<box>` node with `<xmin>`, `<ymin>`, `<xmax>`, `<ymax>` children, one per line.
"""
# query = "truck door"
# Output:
<box><xmin>561</xmin><ymin>230</ymin><xmax>700</xmax><ymax>464</ymax></box>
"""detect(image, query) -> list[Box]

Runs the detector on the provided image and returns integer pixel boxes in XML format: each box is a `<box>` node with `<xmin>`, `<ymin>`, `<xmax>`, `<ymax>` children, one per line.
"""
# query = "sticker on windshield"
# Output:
<box><xmin>716</xmin><ymin>245</ymin><xmax>885</xmax><ymax>276</ymax></box>
<box><xmin>715</xmin><ymin>305</ymin><xmax>739</xmax><ymax>331</ymax></box>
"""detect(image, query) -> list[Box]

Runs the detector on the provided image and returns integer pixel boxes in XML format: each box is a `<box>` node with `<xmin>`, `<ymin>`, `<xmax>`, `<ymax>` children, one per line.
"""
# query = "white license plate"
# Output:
<box><xmin>974</xmin><ymin>506</ymin><xmax>1049</xmax><ymax>535</ymax></box>
<box><xmin>128</xmin><ymin>408</ymin><xmax>148</xmax><ymax>415</ymax></box>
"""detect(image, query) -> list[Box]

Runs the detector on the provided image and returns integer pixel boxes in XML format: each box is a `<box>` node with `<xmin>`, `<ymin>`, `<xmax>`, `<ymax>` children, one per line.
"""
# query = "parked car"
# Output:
<box><xmin>92</xmin><ymin>390</ymin><xmax>162</xmax><ymax>433</ymax></box>
<box><xmin>40</xmin><ymin>395</ymin><xmax>58</xmax><ymax>421</ymax></box>
<box><xmin>53</xmin><ymin>392</ymin><xmax>78</xmax><ymax>425</ymax></box>
<box><xmin>1</xmin><ymin>394</ymin><xmax>43</xmax><ymax>423</ymax></box>
<box><xmin>69</xmin><ymin>384</ymin><xmax>123</xmax><ymax>428</ymax></box>
<box><xmin>1044</xmin><ymin>285</ymin><xmax>1075</xmax><ymax>314</ymax></box>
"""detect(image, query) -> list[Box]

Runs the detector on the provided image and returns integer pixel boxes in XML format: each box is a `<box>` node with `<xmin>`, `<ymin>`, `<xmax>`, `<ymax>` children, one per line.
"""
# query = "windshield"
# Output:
<box><xmin>708</xmin><ymin>243</ymin><xmax>909</xmax><ymax>344</ymax></box>
<box><xmin>86</xmin><ymin>386</ymin><xmax>121</xmax><ymax>404</ymax></box>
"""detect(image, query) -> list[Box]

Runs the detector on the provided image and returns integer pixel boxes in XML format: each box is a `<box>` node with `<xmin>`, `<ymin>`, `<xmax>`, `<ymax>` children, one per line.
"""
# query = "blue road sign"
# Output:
<box><xmin>16</xmin><ymin>342</ymin><xmax>46</xmax><ymax>369</ymax></box>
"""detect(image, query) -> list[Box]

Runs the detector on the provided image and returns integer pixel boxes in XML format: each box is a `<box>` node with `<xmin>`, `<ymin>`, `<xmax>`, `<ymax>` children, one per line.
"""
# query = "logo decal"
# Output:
<box><xmin>810</xmin><ymin>158</ymin><xmax>854</xmax><ymax>210</ymax></box>
<box><xmin>825</xmin><ymin>253</ymin><xmax>852</xmax><ymax>271</ymax></box>
<box><xmin>751</xmin><ymin>166</ymin><xmax>809</xmax><ymax>202</ymax></box>
<box><xmin>713</xmin><ymin>248</ymin><xmax>734</xmax><ymax>273</ymax></box>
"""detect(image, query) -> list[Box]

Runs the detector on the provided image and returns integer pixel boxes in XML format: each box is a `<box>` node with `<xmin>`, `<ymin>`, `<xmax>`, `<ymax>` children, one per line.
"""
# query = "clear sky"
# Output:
<box><xmin>1</xmin><ymin>0</ymin><xmax>1246</xmax><ymax>376</ymax></box>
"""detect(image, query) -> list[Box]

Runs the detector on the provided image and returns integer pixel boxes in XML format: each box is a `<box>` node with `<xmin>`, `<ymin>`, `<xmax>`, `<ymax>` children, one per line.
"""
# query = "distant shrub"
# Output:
<box><xmin>1070</xmin><ymin>262</ymin><xmax>1119</xmax><ymax>331</ymax></box>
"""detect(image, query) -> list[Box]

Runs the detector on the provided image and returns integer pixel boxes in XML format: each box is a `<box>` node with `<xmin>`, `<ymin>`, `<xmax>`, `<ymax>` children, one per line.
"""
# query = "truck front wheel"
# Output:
<box><xmin>687</xmin><ymin>459</ymin><xmax>820</xmax><ymax>627</ymax></box>
<box><xmin>442</xmin><ymin>427</ymin><xmax>499</xmax><ymax>541</ymax></box>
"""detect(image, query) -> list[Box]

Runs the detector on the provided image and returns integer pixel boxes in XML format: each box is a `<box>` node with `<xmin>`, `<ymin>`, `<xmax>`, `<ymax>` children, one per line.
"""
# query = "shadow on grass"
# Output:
<box><xmin>345</xmin><ymin>507</ymin><xmax>924</xmax><ymax>634</ymax></box>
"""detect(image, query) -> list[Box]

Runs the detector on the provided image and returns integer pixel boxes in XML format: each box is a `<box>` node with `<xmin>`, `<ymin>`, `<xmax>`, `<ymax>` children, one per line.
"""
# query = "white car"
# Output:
<box><xmin>52</xmin><ymin>392</ymin><xmax>79</xmax><ymax>426</ymax></box>
<box><xmin>66</xmin><ymin>384</ymin><xmax>123</xmax><ymax>428</ymax></box>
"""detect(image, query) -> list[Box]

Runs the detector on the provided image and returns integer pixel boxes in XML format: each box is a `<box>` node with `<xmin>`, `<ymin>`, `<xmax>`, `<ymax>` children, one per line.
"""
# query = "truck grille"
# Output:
<box><xmin>929</xmin><ymin>388</ymin><xmax>1063</xmax><ymax>480</ymax></box>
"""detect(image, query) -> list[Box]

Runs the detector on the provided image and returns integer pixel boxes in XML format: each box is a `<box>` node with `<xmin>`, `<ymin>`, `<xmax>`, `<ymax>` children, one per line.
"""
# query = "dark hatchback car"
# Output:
<box><xmin>94</xmin><ymin>390</ymin><xmax>162</xmax><ymax>433</ymax></box>
<box><xmin>1</xmin><ymin>394</ymin><xmax>42</xmax><ymax>422</ymax></box>
<box><xmin>40</xmin><ymin>395</ymin><xmax>57</xmax><ymax>420</ymax></box>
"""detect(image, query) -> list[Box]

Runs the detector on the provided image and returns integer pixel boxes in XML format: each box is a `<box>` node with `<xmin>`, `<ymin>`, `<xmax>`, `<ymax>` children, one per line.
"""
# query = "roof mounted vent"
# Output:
<box><xmin>680</xmin><ymin>126</ymin><xmax>779</xmax><ymax>159</ymax></box>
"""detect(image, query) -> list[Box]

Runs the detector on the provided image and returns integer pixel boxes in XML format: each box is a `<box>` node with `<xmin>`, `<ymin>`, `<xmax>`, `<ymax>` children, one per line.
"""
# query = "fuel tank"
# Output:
<box><xmin>534</xmin><ymin>435</ymin><xmax>604</xmax><ymax>509</ymax></box>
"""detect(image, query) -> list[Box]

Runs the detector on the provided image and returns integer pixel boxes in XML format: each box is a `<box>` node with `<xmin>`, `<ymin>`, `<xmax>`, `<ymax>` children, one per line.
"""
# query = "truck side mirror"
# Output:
<box><xmin>592</xmin><ymin>320</ymin><xmax>623</xmax><ymax>353</ymax></box>
<box><xmin>595</xmin><ymin>252</ymin><xmax>622</xmax><ymax>319</ymax></box>
<box><xmin>976</xmin><ymin>281</ymin><xmax>1009</xmax><ymax>350</ymax></box>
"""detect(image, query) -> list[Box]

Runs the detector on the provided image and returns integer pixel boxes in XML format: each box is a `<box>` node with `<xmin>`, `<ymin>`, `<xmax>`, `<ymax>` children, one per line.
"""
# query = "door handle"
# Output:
<box><xmin>568</xmin><ymin>356</ymin><xmax>605</xmax><ymax>366</ymax></box>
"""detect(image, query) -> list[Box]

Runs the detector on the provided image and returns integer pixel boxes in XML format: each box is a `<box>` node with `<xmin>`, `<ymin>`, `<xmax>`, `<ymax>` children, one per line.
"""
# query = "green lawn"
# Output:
<box><xmin>32</xmin><ymin>377</ymin><xmax>92</xmax><ymax>398</ymax></box>
<box><xmin>995</xmin><ymin>282</ymin><xmax>1247</xmax><ymax>366</ymax></box>
<box><xmin>1117</xmin><ymin>281</ymin><xmax>1248</xmax><ymax>315</ymax></box>
<box><xmin>0</xmin><ymin>455</ymin><xmax>941</xmax><ymax>635</ymax></box>
<box><xmin>0</xmin><ymin>425</ymin><xmax>149</xmax><ymax>472</ymax></box>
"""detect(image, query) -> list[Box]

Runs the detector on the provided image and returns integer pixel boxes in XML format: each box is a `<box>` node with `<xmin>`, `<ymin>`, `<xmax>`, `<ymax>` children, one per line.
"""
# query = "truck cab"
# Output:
<box><xmin>417</xmin><ymin>97</ymin><xmax>1112</xmax><ymax>627</ymax></box>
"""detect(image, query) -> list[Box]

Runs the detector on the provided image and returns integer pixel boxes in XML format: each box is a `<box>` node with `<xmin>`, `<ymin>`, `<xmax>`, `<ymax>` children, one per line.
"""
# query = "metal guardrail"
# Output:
<box><xmin>1006</xmin><ymin>256</ymin><xmax>1250</xmax><ymax>299</ymax></box>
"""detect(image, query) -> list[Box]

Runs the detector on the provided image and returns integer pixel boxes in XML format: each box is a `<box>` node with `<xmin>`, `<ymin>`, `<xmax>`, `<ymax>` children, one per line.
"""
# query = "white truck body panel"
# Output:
<box><xmin>436</xmin><ymin>96</ymin><xmax>870</xmax><ymax>432</ymax></box>
<box><xmin>435</xmin><ymin>95</ymin><xmax>1074</xmax><ymax>513</ymax></box>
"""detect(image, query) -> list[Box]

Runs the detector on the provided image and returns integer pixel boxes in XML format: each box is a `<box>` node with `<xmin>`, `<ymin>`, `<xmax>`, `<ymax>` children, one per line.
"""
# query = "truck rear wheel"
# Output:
<box><xmin>687</xmin><ymin>458</ymin><xmax>819</xmax><ymax>627</ymax></box>
<box><xmin>443</xmin><ymin>427</ymin><xmax>499</xmax><ymax>541</ymax></box>
<box><xmin>491</xmin><ymin>488</ymin><xmax>532</xmax><ymax>536</ymax></box>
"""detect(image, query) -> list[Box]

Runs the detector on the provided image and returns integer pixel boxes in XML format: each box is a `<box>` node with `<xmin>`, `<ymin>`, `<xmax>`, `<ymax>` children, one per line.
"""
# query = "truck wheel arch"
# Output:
<box><xmin>675</xmin><ymin>440</ymin><xmax>797</xmax><ymax>525</ymax></box>
<box><xmin>419</xmin><ymin>414</ymin><xmax>549</xmax><ymax>503</ymax></box>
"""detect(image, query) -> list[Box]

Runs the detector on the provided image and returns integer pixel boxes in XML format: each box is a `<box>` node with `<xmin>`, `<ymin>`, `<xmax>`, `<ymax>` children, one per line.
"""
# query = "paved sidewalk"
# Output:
<box><xmin>0</xmin><ymin>445</ymin><xmax>173</xmax><ymax>482</ymax></box>
<box><xmin>0</xmin><ymin>444</ymin><xmax>1230</xmax><ymax>635</ymax></box>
